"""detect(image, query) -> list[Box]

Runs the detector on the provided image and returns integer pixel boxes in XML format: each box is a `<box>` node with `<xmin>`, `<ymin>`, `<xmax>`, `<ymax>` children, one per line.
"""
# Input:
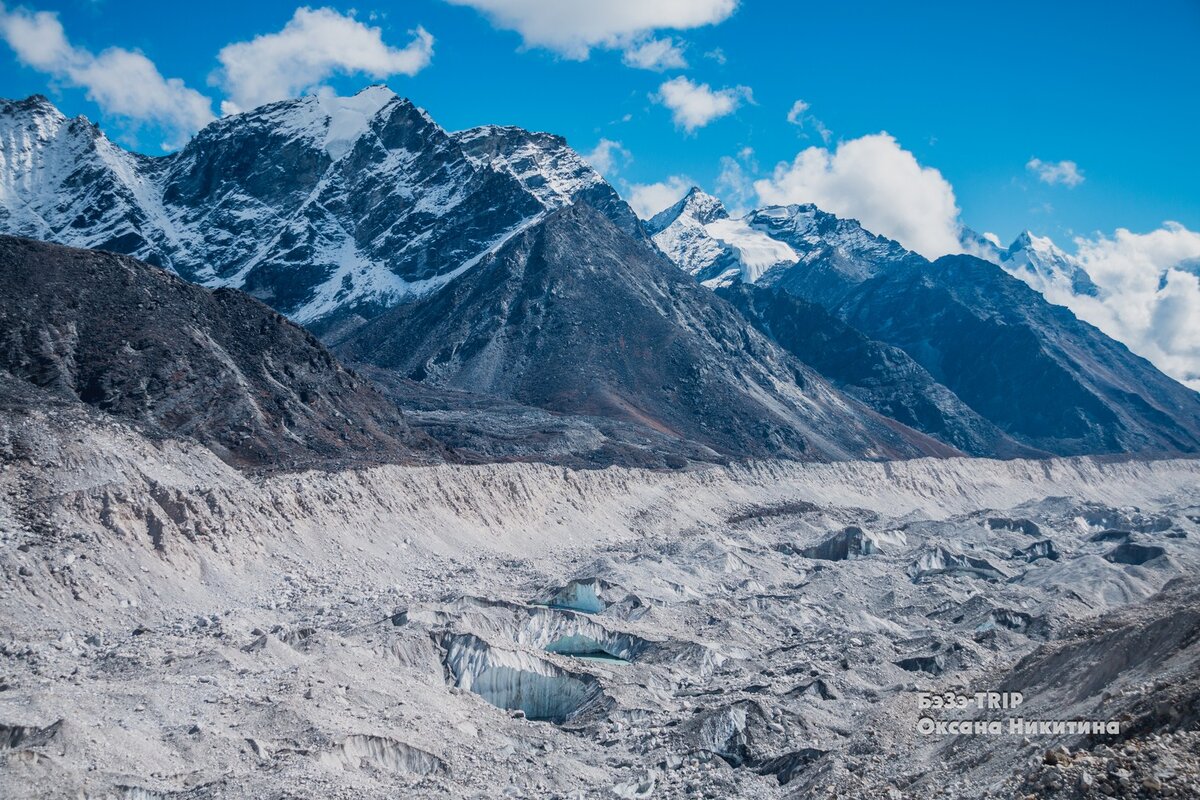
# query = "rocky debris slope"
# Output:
<box><xmin>1</xmin><ymin>403</ymin><xmax>1198</xmax><ymax>797</ymax></box>
<box><xmin>920</xmin><ymin>577</ymin><xmax>1200</xmax><ymax>799</ymax></box>
<box><xmin>0</xmin><ymin>235</ymin><xmax>441</xmax><ymax>470</ymax></box>
<box><xmin>359</xmin><ymin>364</ymin><xmax>724</xmax><ymax>469</ymax></box>
<box><xmin>333</xmin><ymin>203</ymin><xmax>956</xmax><ymax>462</ymax></box>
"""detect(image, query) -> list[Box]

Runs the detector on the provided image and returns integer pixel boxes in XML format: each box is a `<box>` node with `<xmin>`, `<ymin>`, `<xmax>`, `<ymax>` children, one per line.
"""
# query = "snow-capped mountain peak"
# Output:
<box><xmin>648</xmin><ymin>187</ymin><xmax>729</xmax><ymax>231</ymax></box>
<box><xmin>201</xmin><ymin>85</ymin><xmax>412</xmax><ymax>163</ymax></box>
<box><xmin>957</xmin><ymin>226</ymin><xmax>1004</xmax><ymax>263</ymax></box>
<box><xmin>453</xmin><ymin>124</ymin><xmax>603</xmax><ymax>209</ymax></box>
<box><xmin>999</xmin><ymin>230</ymin><xmax>1099</xmax><ymax>298</ymax></box>
<box><xmin>315</xmin><ymin>84</ymin><xmax>398</xmax><ymax>159</ymax></box>
<box><xmin>0</xmin><ymin>89</ymin><xmax>651</xmax><ymax>326</ymax></box>
<box><xmin>451</xmin><ymin>123</ymin><xmax>644</xmax><ymax>240</ymax></box>
<box><xmin>652</xmin><ymin>199</ymin><xmax>914</xmax><ymax>290</ymax></box>
<box><xmin>955</xmin><ymin>226</ymin><xmax>1099</xmax><ymax>299</ymax></box>
<box><xmin>0</xmin><ymin>94</ymin><xmax>169</xmax><ymax>263</ymax></box>
<box><xmin>1010</xmin><ymin>229</ymin><xmax>1059</xmax><ymax>258</ymax></box>
<box><xmin>0</xmin><ymin>90</ymin><xmax>566</xmax><ymax>325</ymax></box>
<box><xmin>647</xmin><ymin>187</ymin><xmax>738</xmax><ymax>286</ymax></box>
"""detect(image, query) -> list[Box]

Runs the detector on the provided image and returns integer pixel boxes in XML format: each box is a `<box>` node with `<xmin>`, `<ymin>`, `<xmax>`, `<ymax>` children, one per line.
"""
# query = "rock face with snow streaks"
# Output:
<box><xmin>333</xmin><ymin>203</ymin><xmax>955</xmax><ymax>462</ymax></box>
<box><xmin>2</xmin><ymin>89</ymin><xmax>547</xmax><ymax>326</ymax></box>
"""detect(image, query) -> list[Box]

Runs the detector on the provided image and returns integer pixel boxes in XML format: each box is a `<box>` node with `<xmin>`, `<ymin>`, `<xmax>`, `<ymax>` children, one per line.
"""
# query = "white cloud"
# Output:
<box><xmin>784</xmin><ymin>97</ymin><xmax>831</xmax><ymax>142</ymax></box>
<box><xmin>715</xmin><ymin>156</ymin><xmax>751</xmax><ymax>212</ymax></box>
<box><xmin>623</xmin><ymin>175</ymin><xmax>692</xmax><ymax>219</ymax></box>
<box><xmin>213</xmin><ymin>7</ymin><xmax>433</xmax><ymax>114</ymax></box>
<box><xmin>621</xmin><ymin>36</ymin><xmax>686</xmax><ymax>71</ymax></box>
<box><xmin>0</xmin><ymin>3</ymin><xmax>215</xmax><ymax>148</ymax></box>
<box><xmin>715</xmin><ymin>147</ymin><xmax>756</xmax><ymax>214</ymax></box>
<box><xmin>442</xmin><ymin>0</ymin><xmax>736</xmax><ymax>59</ymax></box>
<box><xmin>982</xmin><ymin>232</ymin><xmax>1002</xmax><ymax>247</ymax></box>
<box><xmin>583</xmin><ymin>138</ymin><xmax>630</xmax><ymax>176</ymax></box>
<box><xmin>1038</xmin><ymin>224</ymin><xmax>1200</xmax><ymax>389</ymax></box>
<box><xmin>1027</xmin><ymin>157</ymin><xmax>1085</xmax><ymax>188</ymax></box>
<box><xmin>785</xmin><ymin>99</ymin><xmax>809</xmax><ymax>125</ymax></box>
<box><xmin>655</xmin><ymin>76</ymin><xmax>751</xmax><ymax>132</ymax></box>
<box><xmin>754</xmin><ymin>132</ymin><xmax>963</xmax><ymax>259</ymax></box>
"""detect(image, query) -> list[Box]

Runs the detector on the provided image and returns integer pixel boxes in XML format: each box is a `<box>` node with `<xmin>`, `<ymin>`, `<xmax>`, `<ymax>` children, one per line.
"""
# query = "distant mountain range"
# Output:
<box><xmin>2</xmin><ymin>88</ymin><xmax>1199</xmax><ymax>466</ymax></box>
<box><xmin>650</xmin><ymin>190</ymin><xmax>1200</xmax><ymax>456</ymax></box>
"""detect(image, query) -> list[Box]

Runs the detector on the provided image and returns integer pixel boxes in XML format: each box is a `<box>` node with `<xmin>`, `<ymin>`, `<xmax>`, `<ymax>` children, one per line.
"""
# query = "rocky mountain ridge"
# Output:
<box><xmin>0</xmin><ymin>88</ymin><xmax>629</xmax><ymax>329</ymax></box>
<box><xmin>333</xmin><ymin>203</ymin><xmax>954</xmax><ymax>462</ymax></box>
<box><xmin>650</xmin><ymin>191</ymin><xmax>1200</xmax><ymax>457</ymax></box>
<box><xmin>0</xmin><ymin>234</ymin><xmax>441</xmax><ymax>470</ymax></box>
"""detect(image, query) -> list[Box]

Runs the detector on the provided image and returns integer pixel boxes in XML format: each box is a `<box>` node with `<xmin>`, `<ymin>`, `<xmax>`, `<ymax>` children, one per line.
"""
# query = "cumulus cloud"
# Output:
<box><xmin>715</xmin><ymin>147</ymin><xmax>756</xmax><ymax>213</ymax></box>
<box><xmin>623</xmin><ymin>175</ymin><xmax>692</xmax><ymax>219</ymax></box>
<box><xmin>785</xmin><ymin>99</ymin><xmax>809</xmax><ymax>124</ymax></box>
<box><xmin>754</xmin><ymin>132</ymin><xmax>963</xmax><ymax>259</ymax></box>
<box><xmin>655</xmin><ymin>76</ymin><xmax>752</xmax><ymax>132</ymax></box>
<box><xmin>621</xmin><ymin>36</ymin><xmax>686</xmax><ymax>71</ymax></box>
<box><xmin>1039</xmin><ymin>223</ymin><xmax>1200</xmax><ymax>389</ymax></box>
<box><xmin>0</xmin><ymin>3</ymin><xmax>215</xmax><ymax>148</ymax></box>
<box><xmin>213</xmin><ymin>7</ymin><xmax>433</xmax><ymax>114</ymax></box>
<box><xmin>1027</xmin><ymin>157</ymin><xmax>1085</xmax><ymax>187</ymax></box>
<box><xmin>583</xmin><ymin>138</ymin><xmax>630</xmax><ymax>176</ymax></box>
<box><xmin>443</xmin><ymin>0</ymin><xmax>736</xmax><ymax>59</ymax></box>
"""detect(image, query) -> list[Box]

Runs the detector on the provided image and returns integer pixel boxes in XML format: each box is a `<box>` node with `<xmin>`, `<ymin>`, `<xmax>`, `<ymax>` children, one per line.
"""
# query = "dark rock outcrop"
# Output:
<box><xmin>0</xmin><ymin>235</ymin><xmax>440</xmax><ymax>470</ymax></box>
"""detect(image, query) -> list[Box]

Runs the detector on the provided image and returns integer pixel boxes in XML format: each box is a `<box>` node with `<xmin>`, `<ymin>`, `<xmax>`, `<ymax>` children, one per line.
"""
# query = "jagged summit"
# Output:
<box><xmin>654</xmin><ymin>191</ymin><xmax>1200</xmax><ymax>456</ymax></box>
<box><xmin>452</xmin><ymin>123</ymin><xmax>643</xmax><ymax>239</ymax></box>
<box><xmin>995</xmin><ymin>229</ymin><xmax>1100</xmax><ymax>298</ymax></box>
<box><xmin>957</xmin><ymin>226</ymin><xmax>1004</xmax><ymax>262</ymax></box>
<box><xmin>4</xmin><ymin>91</ymin><xmax>1200</xmax><ymax>461</ymax></box>
<box><xmin>0</xmin><ymin>90</ymin><xmax>647</xmax><ymax>326</ymax></box>
<box><xmin>650</xmin><ymin>196</ymin><xmax>913</xmax><ymax>290</ymax></box>
<box><xmin>647</xmin><ymin>187</ymin><xmax>729</xmax><ymax>232</ymax></box>
<box><xmin>957</xmin><ymin>227</ymin><xmax>1099</xmax><ymax>298</ymax></box>
<box><xmin>0</xmin><ymin>94</ymin><xmax>162</xmax><ymax>264</ymax></box>
<box><xmin>1</xmin><ymin>93</ymin><xmax>66</xmax><ymax>118</ymax></box>
<box><xmin>648</xmin><ymin>191</ymin><xmax>807</xmax><ymax>287</ymax></box>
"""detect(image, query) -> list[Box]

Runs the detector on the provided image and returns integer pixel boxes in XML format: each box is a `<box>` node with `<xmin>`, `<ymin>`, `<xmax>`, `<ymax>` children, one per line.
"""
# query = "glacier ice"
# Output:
<box><xmin>440</xmin><ymin>633</ymin><xmax>606</xmax><ymax>723</ymax></box>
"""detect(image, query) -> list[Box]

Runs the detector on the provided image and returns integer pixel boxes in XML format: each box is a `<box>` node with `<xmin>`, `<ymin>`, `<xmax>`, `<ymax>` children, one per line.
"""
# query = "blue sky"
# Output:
<box><xmin>2</xmin><ymin>0</ymin><xmax>1198</xmax><ymax>252</ymax></box>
